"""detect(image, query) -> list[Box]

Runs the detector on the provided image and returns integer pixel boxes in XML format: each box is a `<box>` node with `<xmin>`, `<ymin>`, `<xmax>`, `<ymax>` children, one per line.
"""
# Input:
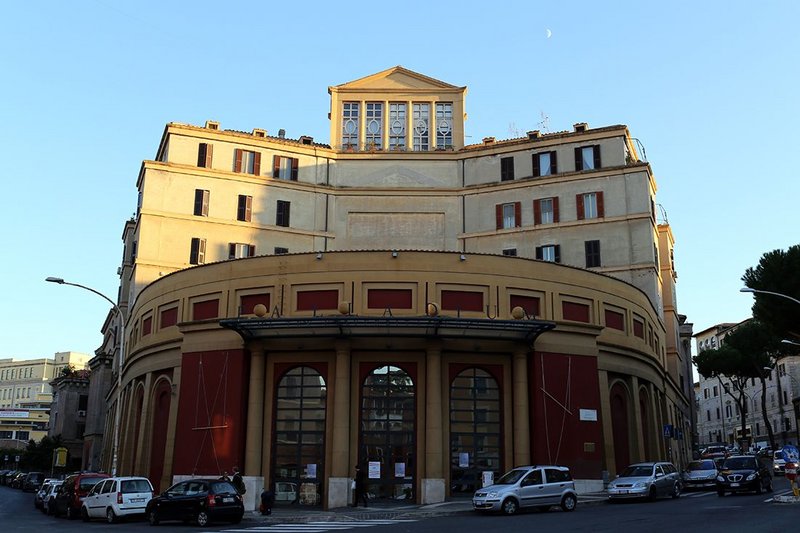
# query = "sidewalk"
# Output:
<box><xmin>243</xmin><ymin>491</ymin><xmax>609</xmax><ymax>524</ymax></box>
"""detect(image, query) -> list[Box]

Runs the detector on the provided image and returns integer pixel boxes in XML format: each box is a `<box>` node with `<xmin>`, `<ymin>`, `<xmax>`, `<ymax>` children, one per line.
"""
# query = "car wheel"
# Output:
<box><xmin>196</xmin><ymin>510</ymin><xmax>210</xmax><ymax>527</ymax></box>
<box><xmin>561</xmin><ymin>493</ymin><xmax>577</xmax><ymax>512</ymax></box>
<box><xmin>81</xmin><ymin>507</ymin><xmax>90</xmax><ymax>522</ymax></box>
<box><xmin>671</xmin><ymin>482</ymin><xmax>681</xmax><ymax>499</ymax></box>
<box><xmin>148</xmin><ymin>509</ymin><xmax>160</xmax><ymax>526</ymax></box>
<box><xmin>107</xmin><ymin>507</ymin><xmax>118</xmax><ymax>524</ymax></box>
<box><xmin>501</xmin><ymin>498</ymin><xmax>518</xmax><ymax>515</ymax></box>
<box><xmin>648</xmin><ymin>486</ymin><xmax>657</xmax><ymax>501</ymax></box>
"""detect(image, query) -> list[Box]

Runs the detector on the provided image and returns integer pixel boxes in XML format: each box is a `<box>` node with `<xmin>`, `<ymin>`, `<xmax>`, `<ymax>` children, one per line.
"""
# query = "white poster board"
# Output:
<box><xmin>395</xmin><ymin>462</ymin><xmax>406</xmax><ymax>477</ymax></box>
<box><xmin>305</xmin><ymin>463</ymin><xmax>317</xmax><ymax>478</ymax></box>
<box><xmin>482</xmin><ymin>471</ymin><xmax>494</xmax><ymax>488</ymax></box>
<box><xmin>458</xmin><ymin>452</ymin><xmax>470</xmax><ymax>468</ymax></box>
<box><xmin>368</xmin><ymin>461</ymin><xmax>381</xmax><ymax>479</ymax></box>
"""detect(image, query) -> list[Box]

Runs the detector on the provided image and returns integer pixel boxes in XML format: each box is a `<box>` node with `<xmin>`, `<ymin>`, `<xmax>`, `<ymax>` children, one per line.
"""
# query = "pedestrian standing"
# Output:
<box><xmin>353</xmin><ymin>465</ymin><xmax>368</xmax><ymax>507</ymax></box>
<box><xmin>260</xmin><ymin>486</ymin><xmax>274</xmax><ymax>515</ymax></box>
<box><xmin>232</xmin><ymin>466</ymin><xmax>246</xmax><ymax>495</ymax></box>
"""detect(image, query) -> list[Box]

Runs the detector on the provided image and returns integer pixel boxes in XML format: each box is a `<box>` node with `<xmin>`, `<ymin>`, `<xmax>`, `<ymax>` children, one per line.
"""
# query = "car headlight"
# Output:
<box><xmin>746</xmin><ymin>473</ymin><xmax>757</xmax><ymax>481</ymax></box>
<box><xmin>716</xmin><ymin>475</ymin><xmax>725</xmax><ymax>482</ymax></box>
<box><xmin>487</xmin><ymin>491</ymin><xmax>498</xmax><ymax>498</ymax></box>
<box><xmin>633</xmin><ymin>481</ymin><xmax>647</xmax><ymax>488</ymax></box>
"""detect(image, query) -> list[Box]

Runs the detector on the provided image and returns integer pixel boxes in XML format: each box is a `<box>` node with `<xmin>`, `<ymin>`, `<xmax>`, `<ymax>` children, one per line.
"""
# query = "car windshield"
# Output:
<box><xmin>494</xmin><ymin>469</ymin><xmax>528</xmax><ymax>485</ymax></box>
<box><xmin>723</xmin><ymin>457</ymin><xmax>757</xmax><ymax>470</ymax></box>
<box><xmin>687</xmin><ymin>460</ymin><xmax>716</xmax><ymax>471</ymax></box>
<box><xmin>620</xmin><ymin>465</ymin><xmax>653</xmax><ymax>477</ymax></box>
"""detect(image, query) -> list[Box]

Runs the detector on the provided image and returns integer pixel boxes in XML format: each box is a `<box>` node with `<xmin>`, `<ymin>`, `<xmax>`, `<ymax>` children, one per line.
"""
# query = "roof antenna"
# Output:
<box><xmin>537</xmin><ymin>111</ymin><xmax>550</xmax><ymax>132</ymax></box>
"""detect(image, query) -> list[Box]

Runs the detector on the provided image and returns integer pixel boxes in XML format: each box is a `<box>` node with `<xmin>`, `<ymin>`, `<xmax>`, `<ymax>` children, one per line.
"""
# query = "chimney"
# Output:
<box><xmin>482</xmin><ymin>137</ymin><xmax>496</xmax><ymax>144</ymax></box>
<box><xmin>299</xmin><ymin>135</ymin><xmax>313</xmax><ymax>145</ymax></box>
<box><xmin>573</xmin><ymin>123</ymin><xmax>588</xmax><ymax>133</ymax></box>
<box><xmin>205</xmin><ymin>120</ymin><xmax>220</xmax><ymax>130</ymax></box>
<box><xmin>527</xmin><ymin>130</ymin><xmax>540</xmax><ymax>140</ymax></box>
<box><xmin>278</xmin><ymin>129</ymin><xmax>286</xmax><ymax>139</ymax></box>
<box><xmin>252</xmin><ymin>128</ymin><xmax>267</xmax><ymax>138</ymax></box>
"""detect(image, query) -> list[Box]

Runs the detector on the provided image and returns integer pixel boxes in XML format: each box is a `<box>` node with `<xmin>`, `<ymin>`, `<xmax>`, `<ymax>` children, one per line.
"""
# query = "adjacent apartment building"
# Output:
<box><xmin>93</xmin><ymin>67</ymin><xmax>693</xmax><ymax>508</ymax></box>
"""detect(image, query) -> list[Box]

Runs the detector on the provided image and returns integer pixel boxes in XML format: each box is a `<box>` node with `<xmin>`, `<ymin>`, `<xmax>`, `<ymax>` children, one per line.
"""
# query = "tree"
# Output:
<box><xmin>742</xmin><ymin>244</ymin><xmax>800</xmax><ymax>342</ymax></box>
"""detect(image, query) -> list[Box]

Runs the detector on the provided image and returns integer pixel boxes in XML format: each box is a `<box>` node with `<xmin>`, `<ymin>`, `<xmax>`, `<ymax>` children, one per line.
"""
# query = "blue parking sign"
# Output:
<box><xmin>663</xmin><ymin>424</ymin><xmax>673</xmax><ymax>438</ymax></box>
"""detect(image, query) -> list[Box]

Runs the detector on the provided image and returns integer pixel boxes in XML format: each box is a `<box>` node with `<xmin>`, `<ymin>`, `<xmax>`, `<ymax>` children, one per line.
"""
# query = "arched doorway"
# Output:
<box><xmin>149</xmin><ymin>379</ymin><xmax>172</xmax><ymax>492</ymax></box>
<box><xmin>449</xmin><ymin>368</ymin><xmax>501</xmax><ymax>496</ymax></box>
<box><xmin>610</xmin><ymin>382</ymin><xmax>631</xmax><ymax>474</ymax></box>
<box><xmin>359</xmin><ymin>365</ymin><xmax>415</xmax><ymax>502</ymax></box>
<box><xmin>271</xmin><ymin>366</ymin><xmax>327</xmax><ymax>507</ymax></box>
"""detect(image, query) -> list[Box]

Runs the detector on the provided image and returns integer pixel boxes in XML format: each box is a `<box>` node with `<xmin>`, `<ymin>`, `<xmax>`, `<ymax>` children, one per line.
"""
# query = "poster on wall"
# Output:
<box><xmin>368</xmin><ymin>461</ymin><xmax>381</xmax><ymax>479</ymax></box>
<box><xmin>482</xmin><ymin>471</ymin><xmax>494</xmax><ymax>488</ymax></box>
<box><xmin>395</xmin><ymin>462</ymin><xmax>405</xmax><ymax>477</ymax></box>
<box><xmin>459</xmin><ymin>453</ymin><xmax>469</xmax><ymax>468</ymax></box>
<box><xmin>306</xmin><ymin>464</ymin><xmax>317</xmax><ymax>478</ymax></box>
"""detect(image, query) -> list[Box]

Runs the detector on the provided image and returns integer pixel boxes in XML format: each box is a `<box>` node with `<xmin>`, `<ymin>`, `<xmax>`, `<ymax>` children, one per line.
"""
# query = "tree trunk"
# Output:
<box><xmin>759</xmin><ymin>375</ymin><xmax>776</xmax><ymax>449</ymax></box>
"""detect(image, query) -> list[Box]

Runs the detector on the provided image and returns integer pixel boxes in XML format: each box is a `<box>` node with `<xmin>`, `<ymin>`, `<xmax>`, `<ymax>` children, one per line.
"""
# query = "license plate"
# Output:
<box><xmin>730</xmin><ymin>483</ymin><xmax>740</xmax><ymax>487</ymax></box>
<box><xmin>131</xmin><ymin>498</ymin><xmax>144</xmax><ymax>503</ymax></box>
<box><xmin>223</xmin><ymin>497</ymin><xmax>234</xmax><ymax>503</ymax></box>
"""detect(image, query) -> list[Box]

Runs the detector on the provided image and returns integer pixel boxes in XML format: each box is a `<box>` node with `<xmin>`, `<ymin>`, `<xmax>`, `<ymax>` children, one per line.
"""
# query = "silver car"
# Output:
<box><xmin>681</xmin><ymin>459</ymin><xmax>718</xmax><ymax>490</ymax></box>
<box><xmin>608</xmin><ymin>462</ymin><xmax>681</xmax><ymax>501</ymax></box>
<box><xmin>472</xmin><ymin>465</ymin><xmax>577</xmax><ymax>515</ymax></box>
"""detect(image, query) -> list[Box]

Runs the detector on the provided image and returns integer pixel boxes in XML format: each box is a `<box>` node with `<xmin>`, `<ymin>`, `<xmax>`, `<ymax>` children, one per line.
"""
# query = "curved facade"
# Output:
<box><xmin>105</xmin><ymin>250</ymin><xmax>689</xmax><ymax>508</ymax></box>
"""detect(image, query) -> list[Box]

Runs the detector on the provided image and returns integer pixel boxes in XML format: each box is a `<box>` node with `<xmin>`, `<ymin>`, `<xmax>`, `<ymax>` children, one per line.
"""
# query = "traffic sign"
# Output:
<box><xmin>663</xmin><ymin>424</ymin><xmax>673</xmax><ymax>438</ymax></box>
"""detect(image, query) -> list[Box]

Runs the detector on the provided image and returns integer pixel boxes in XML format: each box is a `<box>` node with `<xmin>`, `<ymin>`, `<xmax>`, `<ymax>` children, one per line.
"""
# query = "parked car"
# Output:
<box><xmin>81</xmin><ymin>476</ymin><xmax>154</xmax><ymax>523</ymax></box>
<box><xmin>53</xmin><ymin>472</ymin><xmax>110</xmax><ymax>519</ymax></box>
<box><xmin>701</xmin><ymin>445</ymin><xmax>728</xmax><ymax>460</ymax></box>
<box><xmin>274</xmin><ymin>481</ymin><xmax>298</xmax><ymax>503</ymax></box>
<box><xmin>10</xmin><ymin>471</ymin><xmax>27</xmax><ymax>489</ymax></box>
<box><xmin>22</xmin><ymin>471</ymin><xmax>45</xmax><ymax>492</ymax></box>
<box><xmin>773</xmin><ymin>450</ymin><xmax>786</xmax><ymax>475</ymax></box>
<box><xmin>607</xmin><ymin>462</ymin><xmax>681</xmax><ymax>501</ymax></box>
<box><xmin>34</xmin><ymin>480</ymin><xmax>55</xmax><ymax>509</ymax></box>
<box><xmin>145</xmin><ymin>478</ymin><xmax>244</xmax><ymax>526</ymax></box>
<box><xmin>472</xmin><ymin>465</ymin><xmax>577</xmax><ymax>515</ymax></box>
<box><xmin>716</xmin><ymin>455</ymin><xmax>772</xmax><ymax>496</ymax></box>
<box><xmin>43</xmin><ymin>480</ymin><xmax>63</xmax><ymax>514</ymax></box>
<box><xmin>681</xmin><ymin>459</ymin><xmax>719</xmax><ymax>490</ymax></box>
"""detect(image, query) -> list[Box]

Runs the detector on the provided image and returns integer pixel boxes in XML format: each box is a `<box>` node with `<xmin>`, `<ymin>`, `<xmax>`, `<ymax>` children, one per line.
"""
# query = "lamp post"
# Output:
<box><xmin>740</xmin><ymin>287</ymin><xmax>800</xmax><ymax>306</ymax></box>
<box><xmin>46</xmin><ymin>276</ymin><xmax>125</xmax><ymax>476</ymax></box>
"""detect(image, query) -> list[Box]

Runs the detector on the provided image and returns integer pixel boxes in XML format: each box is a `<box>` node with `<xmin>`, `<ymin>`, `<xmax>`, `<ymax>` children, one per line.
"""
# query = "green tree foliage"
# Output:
<box><xmin>742</xmin><ymin>244</ymin><xmax>800</xmax><ymax>342</ymax></box>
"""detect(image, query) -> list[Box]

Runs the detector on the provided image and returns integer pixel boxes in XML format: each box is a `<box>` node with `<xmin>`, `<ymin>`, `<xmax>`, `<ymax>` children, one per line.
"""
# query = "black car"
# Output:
<box><xmin>146</xmin><ymin>478</ymin><xmax>244</xmax><ymax>527</ymax></box>
<box><xmin>716</xmin><ymin>455</ymin><xmax>773</xmax><ymax>496</ymax></box>
<box><xmin>22</xmin><ymin>472</ymin><xmax>44</xmax><ymax>492</ymax></box>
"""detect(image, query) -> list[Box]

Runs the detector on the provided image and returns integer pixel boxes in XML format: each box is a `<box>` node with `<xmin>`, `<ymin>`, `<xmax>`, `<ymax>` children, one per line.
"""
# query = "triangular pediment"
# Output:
<box><xmin>331</xmin><ymin>66</ymin><xmax>461</xmax><ymax>91</ymax></box>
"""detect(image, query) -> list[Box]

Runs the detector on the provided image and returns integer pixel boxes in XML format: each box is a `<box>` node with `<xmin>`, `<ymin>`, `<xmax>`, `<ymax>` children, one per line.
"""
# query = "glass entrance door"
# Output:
<box><xmin>360</xmin><ymin>365</ymin><xmax>416</xmax><ymax>502</ymax></box>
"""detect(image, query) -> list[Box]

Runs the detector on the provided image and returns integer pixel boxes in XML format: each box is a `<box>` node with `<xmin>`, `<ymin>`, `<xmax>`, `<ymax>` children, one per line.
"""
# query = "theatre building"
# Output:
<box><xmin>96</xmin><ymin>67</ymin><xmax>693</xmax><ymax>509</ymax></box>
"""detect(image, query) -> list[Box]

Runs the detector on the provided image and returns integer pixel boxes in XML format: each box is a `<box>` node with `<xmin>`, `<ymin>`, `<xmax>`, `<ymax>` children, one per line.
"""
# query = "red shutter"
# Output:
<box><xmin>514</xmin><ymin>202</ymin><xmax>521</xmax><ymax>227</ymax></box>
<box><xmin>574</xmin><ymin>147</ymin><xmax>582</xmax><ymax>171</ymax></box>
<box><xmin>495</xmin><ymin>204</ymin><xmax>503</xmax><ymax>230</ymax></box>
<box><xmin>291</xmin><ymin>157</ymin><xmax>299</xmax><ymax>180</ymax></box>
<box><xmin>576</xmin><ymin>194</ymin><xmax>585</xmax><ymax>220</ymax></box>
<box><xmin>552</xmin><ymin>197</ymin><xmax>560</xmax><ymax>223</ymax></box>
<box><xmin>550</xmin><ymin>151</ymin><xmax>558</xmax><ymax>174</ymax></box>
<box><xmin>533</xmin><ymin>200</ymin><xmax>541</xmax><ymax>225</ymax></box>
<box><xmin>597</xmin><ymin>191</ymin><xmax>605</xmax><ymax>217</ymax></box>
<box><xmin>234</xmin><ymin>149</ymin><xmax>243</xmax><ymax>172</ymax></box>
<box><xmin>253</xmin><ymin>152</ymin><xmax>261</xmax><ymax>175</ymax></box>
<box><xmin>205</xmin><ymin>143</ymin><xmax>213</xmax><ymax>167</ymax></box>
<box><xmin>532</xmin><ymin>154</ymin><xmax>540</xmax><ymax>177</ymax></box>
<box><xmin>273</xmin><ymin>155</ymin><xmax>281</xmax><ymax>178</ymax></box>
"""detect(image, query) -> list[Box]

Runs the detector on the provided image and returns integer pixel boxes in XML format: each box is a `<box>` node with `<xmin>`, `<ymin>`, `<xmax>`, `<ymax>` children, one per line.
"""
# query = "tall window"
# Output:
<box><xmin>272</xmin><ymin>366</ymin><xmax>326</xmax><ymax>507</ymax></box>
<box><xmin>534</xmin><ymin>197</ymin><xmax>559</xmax><ymax>224</ymax></box>
<box><xmin>575</xmin><ymin>145</ymin><xmax>601</xmax><ymax>171</ymax></box>
<box><xmin>500</xmin><ymin>157</ymin><xmax>515</xmax><ymax>181</ymax></box>
<box><xmin>189</xmin><ymin>237</ymin><xmax>206</xmax><ymax>265</ymax></box>
<box><xmin>365</xmin><ymin>103</ymin><xmax>383</xmax><ymax>149</ymax></box>
<box><xmin>577</xmin><ymin>192</ymin><xmax>604</xmax><ymax>219</ymax></box>
<box><xmin>389</xmin><ymin>103</ymin><xmax>406</xmax><ymax>150</ymax></box>
<box><xmin>536</xmin><ymin>244</ymin><xmax>560</xmax><ymax>263</ymax></box>
<box><xmin>276</xmin><ymin>200</ymin><xmax>291</xmax><ymax>227</ymax></box>
<box><xmin>342</xmin><ymin>102</ymin><xmax>359</xmax><ymax>149</ymax></box>
<box><xmin>533</xmin><ymin>151</ymin><xmax>557</xmax><ymax>176</ymax></box>
<box><xmin>194</xmin><ymin>189</ymin><xmax>209</xmax><ymax>216</ymax></box>
<box><xmin>234</xmin><ymin>149</ymin><xmax>260</xmax><ymax>175</ymax></box>
<box><xmin>435</xmin><ymin>102</ymin><xmax>453</xmax><ymax>149</ymax></box>
<box><xmin>585</xmin><ymin>240</ymin><xmax>601</xmax><ymax>268</ymax></box>
<box><xmin>412</xmin><ymin>103</ymin><xmax>429</xmax><ymax>151</ymax></box>
<box><xmin>450</xmin><ymin>368</ymin><xmax>501</xmax><ymax>494</ymax></box>
<box><xmin>237</xmin><ymin>195</ymin><xmax>252</xmax><ymax>222</ymax></box>
<box><xmin>228</xmin><ymin>243</ymin><xmax>255</xmax><ymax>259</ymax></box>
<box><xmin>197</xmin><ymin>143</ymin><xmax>213</xmax><ymax>168</ymax></box>
<box><xmin>496</xmin><ymin>202</ymin><xmax>520</xmax><ymax>230</ymax></box>
<box><xmin>273</xmin><ymin>156</ymin><xmax>299</xmax><ymax>180</ymax></box>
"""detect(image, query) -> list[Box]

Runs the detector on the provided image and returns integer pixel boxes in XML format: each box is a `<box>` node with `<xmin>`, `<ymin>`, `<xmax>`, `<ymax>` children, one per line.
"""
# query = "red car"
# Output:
<box><xmin>53</xmin><ymin>472</ymin><xmax>110</xmax><ymax>519</ymax></box>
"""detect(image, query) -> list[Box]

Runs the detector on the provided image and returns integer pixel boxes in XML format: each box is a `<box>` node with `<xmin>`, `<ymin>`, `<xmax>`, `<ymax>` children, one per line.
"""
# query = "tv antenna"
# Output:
<box><xmin>537</xmin><ymin>111</ymin><xmax>550</xmax><ymax>132</ymax></box>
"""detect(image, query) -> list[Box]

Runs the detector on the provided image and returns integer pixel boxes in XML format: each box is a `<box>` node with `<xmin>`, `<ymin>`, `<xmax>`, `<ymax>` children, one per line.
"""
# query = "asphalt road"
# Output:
<box><xmin>2</xmin><ymin>477</ymin><xmax>799</xmax><ymax>532</ymax></box>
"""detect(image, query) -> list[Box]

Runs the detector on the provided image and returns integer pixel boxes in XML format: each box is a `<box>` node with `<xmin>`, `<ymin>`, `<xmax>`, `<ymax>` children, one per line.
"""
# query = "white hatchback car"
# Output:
<box><xmin>81</xmin><ymin>476</ymin><xmax>154</xmax><ymax>523</ymax></box>
<box><xmin>472</xmin><ymin>465</ymin><xmax>578</xmax><ymax>515</ymax></box>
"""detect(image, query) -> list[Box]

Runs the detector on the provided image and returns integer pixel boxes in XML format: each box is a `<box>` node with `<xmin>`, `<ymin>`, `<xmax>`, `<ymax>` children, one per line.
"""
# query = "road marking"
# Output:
<box><xmin>221</xmin><ymin>519</ymin><xmax>418</xmax><ymax>533</ymax></box>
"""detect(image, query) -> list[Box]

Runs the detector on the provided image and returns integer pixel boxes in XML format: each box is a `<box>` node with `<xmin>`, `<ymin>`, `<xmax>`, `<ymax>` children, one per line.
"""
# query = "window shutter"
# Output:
<box><xmin>554</xmin><ymin>244</ymin><xmax>561</xmax><ymax>263</ymax></box>
<box><xmin>228</xmin><ymin>243</ymin><xmax>236</xmax><ymax>259</ymax></box>
<box><xmin>284</xmin><ymin>201</ymin><xmax>290</xmax><ymax>227</ymax></box>
<box><xmin>597</xmin><ymin>191</ymin><xmax>605</xmax><ymax>217</ymax></box>
<box><xmin>495</xmin><ymin>204</ymin><xmax>503</xmax><ymax>230</ymax></box>
<box><xmin>273</xmin><ymin>155</ymin><xmax>281</xmax><ymax>178</ymax></box>
<box><xmin>574</xmin><ymin>147</ymin><xmax>582</xmax><ymax>171</ymax></box>
<box><xmin>514</xmin><ymin>202</ymin><xmax>521</xmax><ymax>227</ymax></box>
<box><xmin>532</xmin><ymin>154</ymin><xmax>540</xmax><ymax>177</ymax></box>
<box><xmin>245</xmin><ymin>195</ymin><xmax>252</xmax><ymax>222</ymax></box>
<box><xmin>197</xmin><ymin>144</ymin><xmax>207</xmax><ymax>167</ymax></box>
<box><xmin>585</xmin><ymin>241</ymin><xmax>592</xmax><ymax>268</ymax></box>
<box><xmin>291</xmin><ymin>157</ymin><xmax>299</xmax><ymax>180</ymax></box>
<box><xmin>237</xmin><ymin>195</ymin><xmax>245</xmax><ymax>221</ymax></box>
<box><xmin>198</xmin><ymin>239</ymin><xmax>206</xmax><ymax>263</ymax></box>
<box><xmin>533</xmin><ymin>200</ymin><xmax>541</xmax><ymax>225</ymax></box>
<box><xmin>202</xmin><ymin>190</ymin><xmax>209</xmax><ymax>216</ymax></box>
<box><xmin>535</xmin><ymin>246</ymin><xmax>543</xmax><ymax>260</ymax></box>
<box><xmin>248</xmin><ymin>244</ymin><xmax>256</xmax><ymax>257</ymax></box>
<box><xmin>205</xmin><ymin>143</ymin><xmax>213</xmax><ymax>167</ymax></box>
<box><xmin>593</xmin><ymin>145</ymin><xmax>601</xmax><ymax>169</ymax></box>
<box><xmin>550</xmin><ymin>151</ymin><xmax>558</xmax><ymax>174</ymax></box>
<box><xmin>234</xmin><ymin>149</ymin><xmax>243</xmax><ymax>172</ymax></box>
<box><xmin>553</xmin><ymin>197</ymin><xmax>560</xmax><ymax>223</ymax></box>
<box><xmin>190</xmin><ymin>238</ymin><xmax>199</xmax><ymax>264</ymax></box>
<box><xmin>576</xmin><ymin>194</ymin><xmax>585</xmax><ymax>220</ymax></box>
<box><xmin>253</xmin><ymin>152</ymin><xmax>261</xmax><ymax>175</ymax></box>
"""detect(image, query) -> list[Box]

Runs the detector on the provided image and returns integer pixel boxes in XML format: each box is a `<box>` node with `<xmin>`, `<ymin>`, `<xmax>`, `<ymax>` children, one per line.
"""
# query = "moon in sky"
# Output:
<box><xmin>546</xmin><ymin>29</ymin><xmax>552</xmax><ymax>38</ymax></box>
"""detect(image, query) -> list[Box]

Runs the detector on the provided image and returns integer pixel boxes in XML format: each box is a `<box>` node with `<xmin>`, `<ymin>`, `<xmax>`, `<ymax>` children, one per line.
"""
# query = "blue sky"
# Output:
<box><xmin>1</xmin><ymin>1</ymin><xmax>797</xmax><ymax>363</ymax></box>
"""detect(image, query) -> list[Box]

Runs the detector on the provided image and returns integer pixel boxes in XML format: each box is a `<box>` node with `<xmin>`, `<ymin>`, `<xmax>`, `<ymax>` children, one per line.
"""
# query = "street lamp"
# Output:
<box><xmin>46</xmin><ymin>276</ymin><xmax>125</xmax><ymax>476</ymax></box>
<box><xmin>783</xmin><ymin>339</ymin><xmax>800</xmax><ymax>347</ymax></box>
<box><xmin>740</xmin><ymin>287</ymin><xmax>800</xmax><ymax>306</ymax></box>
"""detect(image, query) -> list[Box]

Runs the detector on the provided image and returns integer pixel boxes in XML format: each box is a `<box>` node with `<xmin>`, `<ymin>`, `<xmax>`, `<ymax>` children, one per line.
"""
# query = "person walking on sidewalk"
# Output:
<box><xmin>353</xmin><ymin>465</ymin><xmax>368</xmax><ymax>507</ymax></box>
<box><xmin>232</xmin><ymin>467</ymin><xmax>246</xmax><ymax>495</ymax></box>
